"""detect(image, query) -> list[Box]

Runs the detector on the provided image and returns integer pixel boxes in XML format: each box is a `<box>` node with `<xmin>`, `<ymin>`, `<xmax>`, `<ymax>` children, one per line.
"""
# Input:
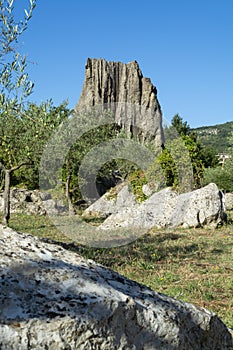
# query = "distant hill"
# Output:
<box><xmin>193</xmin><ymin>121</ymin><xmax>233</xmax><ymax>154</ymax></box>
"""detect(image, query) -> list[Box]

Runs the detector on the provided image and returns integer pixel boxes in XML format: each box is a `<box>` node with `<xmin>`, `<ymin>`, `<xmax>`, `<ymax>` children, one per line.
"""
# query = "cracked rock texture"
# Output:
<box><xmin>100</xmin><ymin>183</ymin><xmax>225</xmax><ymax>231</ymax></box>
<box><xmin>0</xmin><ymin>188</ymin><xmax>66</xmax><ymax>216</ymax></box>
<box><xmin>83</xmin><ymin>183</ymin><xmax>138</xmax><ymax>219</ymax></box>
<box><xmin>75</xmin><ymin>58</ymin><xmax>164</xmax><ymax>147</ymax></box>
<box><xmin>0</xmin><ymin>226</ymin><xmax>232</xmax><ymax>349</ymax></box>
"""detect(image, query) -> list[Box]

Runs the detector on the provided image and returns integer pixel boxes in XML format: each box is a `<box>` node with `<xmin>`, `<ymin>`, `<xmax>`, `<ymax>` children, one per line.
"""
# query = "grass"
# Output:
<box><xmin>3</xmin><ymin>212</ymin><xmax>233</xmax><ymax>329</ymax></box>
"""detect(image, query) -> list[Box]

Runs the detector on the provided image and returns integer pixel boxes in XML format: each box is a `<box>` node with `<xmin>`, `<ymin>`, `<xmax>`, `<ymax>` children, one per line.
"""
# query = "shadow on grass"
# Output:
<box><xmin>41</xmin><ymin>233</ymin><xmax>202</xmax><ymax>269</ymax></box>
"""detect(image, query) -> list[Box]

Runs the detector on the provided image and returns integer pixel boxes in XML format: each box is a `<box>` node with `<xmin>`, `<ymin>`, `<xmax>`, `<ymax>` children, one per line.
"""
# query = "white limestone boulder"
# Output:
<box><xmin>83</xmin><ymin>183</ymin><xmax>138</xmax><ymax>219</ymax></box>
<box><xmin>100</xmin><ymin>183</ymin><xmax>225</xmax><ymax>231</ymax></box>
<box><xmin>0</xmin><ymin>188</ymin><xmax>66</xmax><ymax>216</ymax></box>
<box><xmin>224</xmin><ymin>192</ymin><xmax>233</xmax><ymax>211</ymax></box>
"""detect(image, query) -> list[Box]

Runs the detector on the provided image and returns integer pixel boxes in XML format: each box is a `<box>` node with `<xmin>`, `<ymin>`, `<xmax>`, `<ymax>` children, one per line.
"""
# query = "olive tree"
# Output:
<box><xmin>0</xmin><ymin>0</ymin><xmax>36</xmax><ymax>225</ymax></box>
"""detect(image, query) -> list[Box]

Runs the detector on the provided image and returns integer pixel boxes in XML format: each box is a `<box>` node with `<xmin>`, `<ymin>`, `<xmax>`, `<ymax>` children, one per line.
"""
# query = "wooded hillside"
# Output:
<box><xmin>193</xmin><ymin>121</ymin><xmax>233</xmax><ymax>154</ymax></box>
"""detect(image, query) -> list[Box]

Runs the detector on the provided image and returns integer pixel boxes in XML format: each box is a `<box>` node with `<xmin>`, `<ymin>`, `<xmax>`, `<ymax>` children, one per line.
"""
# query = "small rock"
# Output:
<box><xmin>224</xmin><ymin>192</ymin><xmax>233</xmax><ymax>210</ymax></box>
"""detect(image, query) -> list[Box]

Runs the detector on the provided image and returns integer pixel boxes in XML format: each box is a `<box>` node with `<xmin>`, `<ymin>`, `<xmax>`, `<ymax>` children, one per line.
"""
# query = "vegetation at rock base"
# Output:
<box><xmin>5</xmin><ymin>211</ymin><xmax>233</xmax><ymax>330</ymax></box>
<box><xmin>128</xmin><ymin>169</ymin><xmax>148</xmax><ymax>202</ymax></box>
<box><xmin>159</xmin><ymin>114</ymin><xmax>218</xmax><ymax>191</ymax></box>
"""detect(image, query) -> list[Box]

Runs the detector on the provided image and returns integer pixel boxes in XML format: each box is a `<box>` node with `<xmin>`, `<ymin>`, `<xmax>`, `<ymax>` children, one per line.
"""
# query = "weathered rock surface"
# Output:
<box><xmin>75</xmin><ymin>58</ymin><xmax>164</xmax><ymax>147</ymax></box>
<box><xmin>100</xmin><ymin>183</ymin><xmax>225</xmax><ymax>230</ymax></box>
<box><xmin>83</xmin><ymin>183</ymin><xmax>138</xmax><ymax>218</ymax></box>
<box><xmin>168</xmin><ymin>183</ymin><xmax>225</xmax><ymax>228</ymax></box>
<box><xmin>224</xmin><ymin>192</ymin><xmax>233</xmax><ymax>211</ymax></box>
<box><xmin>0</xmin><ymin>226</ymin><xmax>232</xmax><ymax>349</ymax></box>
<box><xmin>0</xmin><ymin>188</ymin><xmax>66</xmax><ymax>216</ymax></box>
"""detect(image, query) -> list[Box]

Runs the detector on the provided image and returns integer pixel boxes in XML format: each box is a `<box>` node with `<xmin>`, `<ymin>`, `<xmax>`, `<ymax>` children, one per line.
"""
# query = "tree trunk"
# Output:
<box><xmin>0</xmin><ymin>161</ymin><xmax>31</xmax><ymax>226</ymax></box>
<box><xmin>65</xmin><ymin>172</ymin><xmax>76</xmax><ymax>216</ymax></box>
<box><xmin>3</xmin><ymin>169</ymin><xmax>11</xmax><ymax>226</ymax></box>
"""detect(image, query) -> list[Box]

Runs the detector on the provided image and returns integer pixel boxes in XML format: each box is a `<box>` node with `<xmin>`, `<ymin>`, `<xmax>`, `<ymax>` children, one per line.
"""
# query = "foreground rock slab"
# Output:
<box><xmin>0</xmin><ymin>226</ymin><xmax>232</xmax><ymax>350</ymax></box>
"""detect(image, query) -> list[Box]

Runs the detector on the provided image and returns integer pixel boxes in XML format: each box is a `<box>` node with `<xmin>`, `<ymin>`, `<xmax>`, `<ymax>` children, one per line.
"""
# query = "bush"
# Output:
<box><xmin>203</xmin><ymin>165</ymin><xmax>233</xmax><ymax>192</ymax></box>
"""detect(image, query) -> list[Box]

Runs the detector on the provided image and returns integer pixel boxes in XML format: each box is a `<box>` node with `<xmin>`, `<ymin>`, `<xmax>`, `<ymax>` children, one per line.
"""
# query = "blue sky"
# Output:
<box><xmin>15</xmin><ymin>0</ymin><xmax>233</xmax><ymax>128</ymax></box>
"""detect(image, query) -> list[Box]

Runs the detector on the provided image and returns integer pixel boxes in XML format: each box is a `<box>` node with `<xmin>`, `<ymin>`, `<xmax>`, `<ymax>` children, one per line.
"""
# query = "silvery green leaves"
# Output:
<box><xmin>0</xmin><ymin>0</ymin><xmax>36</xmax><ymax>225</ymax></box>
<box><xmin>0</xmin><ymin>0</ymin><xmax>36</xmax><ymax>100</ymax></box>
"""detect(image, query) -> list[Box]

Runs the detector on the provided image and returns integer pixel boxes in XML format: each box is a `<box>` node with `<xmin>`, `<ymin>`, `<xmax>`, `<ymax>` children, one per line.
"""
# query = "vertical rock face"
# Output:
<box><xmin>75</xmin><ymin>58</ymin><xmax>164</xmax><ymax>147</ymax></box>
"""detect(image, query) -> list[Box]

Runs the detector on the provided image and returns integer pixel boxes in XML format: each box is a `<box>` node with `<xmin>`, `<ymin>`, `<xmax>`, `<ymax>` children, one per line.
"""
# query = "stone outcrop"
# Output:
<box><xmin>224</xmin><ymin>192</ymin><xmax>233</xmax><ymax>211</ymax></box>
<box><xmin>0</xmin><ymin>188</ymin><xmax>66</xmax><ymax>216</ymax></box>
<box><xmin>0</xmin><ymin>225</ymin><xmax>232</xmax><ymax>349</ymax></box>
<box><xmin>99</xmin><ymin>183</ymin><xmax>225</xmax><ymax>231</ymax></box>
<box><xmin>83</xmin><ymin>182</ymin><xmax>138</xmax><ymax>219</ymax></box>
<box><xmin>75</xmin><ymin>58</ymin><xmax>164</xmax><ymax>147</ymax></box>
